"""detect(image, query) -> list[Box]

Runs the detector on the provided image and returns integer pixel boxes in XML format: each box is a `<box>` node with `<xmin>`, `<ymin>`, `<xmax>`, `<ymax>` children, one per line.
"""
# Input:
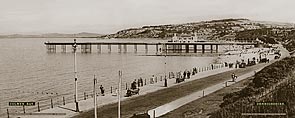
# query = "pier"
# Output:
<box><xmin>44</xmin><ymin>41</ymin><xmax>256</xmax><ymax>53</ymax></box>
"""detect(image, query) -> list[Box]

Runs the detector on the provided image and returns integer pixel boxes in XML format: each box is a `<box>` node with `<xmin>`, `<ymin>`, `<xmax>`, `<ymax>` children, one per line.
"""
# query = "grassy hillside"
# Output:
<box><xmin>209</xmin><ymin>57</ymin><xmax>295</xmax><ymax>118</ymax></box>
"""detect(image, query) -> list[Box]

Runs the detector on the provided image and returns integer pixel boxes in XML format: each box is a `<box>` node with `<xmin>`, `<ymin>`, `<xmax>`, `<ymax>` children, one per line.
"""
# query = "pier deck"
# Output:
<box><xmin>44</xmin><ymin>41</ymin><xmax>256</xmax><ymax>53</ymax></box>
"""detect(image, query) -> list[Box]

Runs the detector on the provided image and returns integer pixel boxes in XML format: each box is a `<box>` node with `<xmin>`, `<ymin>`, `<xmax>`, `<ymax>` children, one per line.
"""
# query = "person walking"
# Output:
<box><xmin>150</xmin><ymin>75</ymin><xmax>155</xmax><ymax>84</ymax></box>
<box><xmin>100</xmin><ymin>85</ymin><xmax>105</xmax><ymax>96</ymax></box>
<box><xmin>131</xmin><ymin>80</ymin><xmax>137</xmax><ymax>90</ymax></box>
<box><xmin>164</xmin><ymin>78</ymin><xmax>167</xmax><ymax>87</ymax></box>
<box><xmin>140</xmin><ymin>78</ymin><xmax>143</xmax><ymax>86</ymax></box>
<box><xmin>187</xmin><ymin>71</ymin><xmax>191</xmax><ymax>79</ymax></box>
<box><xmin>137</xmin><ymin>78</ymin><xmax>140</xmax><ymax>87</ymax></box>
<box><xmin>183</xmin><ymin>71</ymin><xmax>186</xmax><ymax>79</ymax></box>
<box><xmin>231</xmin><ymin>73</ymin><xmax>237</xmax><ymax>82</ymax></box>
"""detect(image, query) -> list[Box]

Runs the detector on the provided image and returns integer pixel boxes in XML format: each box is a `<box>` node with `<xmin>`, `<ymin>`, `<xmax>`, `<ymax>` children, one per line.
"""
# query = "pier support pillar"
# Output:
<box><xmin>118</xmin><ymin>44</ymin><xmax>122</xmax><ymax>53</ymax></box>
<box><xmin>210</xmin><ymin>45</ymin><xmax>213</xmax><ymax>53</ymax></box>
<box><xmin>53</xmin><ymin>45</ymin><xmax>56</xmax><ymax>53</ymax></box>
<box><xmin>81</xmin><ymin>44</ymin><xmax>91</xmax><ymax>53</ymax></box>
<box><xmin>179</xmin><ymin>45</ymin><xmax>182</xmax><ymax>53</ymax></box>
<box><xmin>194</xmin><ymin>45</ymin><xmax>197</xmax><ymax>53</ymax></box>
<box><xmin>134</xmin><ymin>44</ymin><xmax>137</xmax><ymax>53</ymax></box>
<box><xmin>108</xmin><ymin>44</ymin><xmax>111</xmax><ymax>53</ymax></box>
<box><xmin>97</xmin><ymin>44</ymin><xmax>101</xmax><ymax>53</ymax></box>
<box><xmin>47</xmin><ymin>45</ymin><xmax>56</xmax><ymax>53</ymax></box>
<box><xmin>88</xmin><ymin>44</ymin><xmax>92</xmax><ymax>53</ymax></box>
<box><xmin>145</xmin><ymin>44</ymin><xmax>148</xmax><ymax>53</ymax></box>
<box><xmin>161</xmin><ymin>44</ymin><xmax>167</xmax><ymax>53</ymax></box>
<box><xmin>164</xmin><ymin>44</ymin><xmax>168</xmax><ymax>53</ymax></box>
<box><xmin>172</xmin><ymin>45</ymin><xmax>176</xmax><ymax>53</ymax></box>
<box><xmin>81</xmin><ymin>45</ymin><xmax>85</xmax><ymax>53</ymax></box>
<box><xmin>61</xmin><ymin>45</ymin><xmax>66</xmax><ymax>53</ymax></box>
<box><xmin>124</xmin><ymin>44</ymin><xmax>127</xmax><ymax>53</ymax></box>
<box><xmin>216</xmin><ymin>45</ymin><xmax>218</xmax><ymax>53</ymax></box>
<box><xmin>185</xmin><ymin>45</ymin><xmax>189</xmax><ymax>53</ymax></box>
<box><xmin>202</xmin><ymin>45</ymin><xmax>205</xmax><ymax>54</ymax></box>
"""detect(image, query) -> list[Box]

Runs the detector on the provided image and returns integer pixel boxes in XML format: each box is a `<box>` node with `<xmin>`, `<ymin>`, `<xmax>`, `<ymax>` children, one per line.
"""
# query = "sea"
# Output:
<box><xmin>0</xmin><ymin>38</ymin><xmax>234</xmax><ymax>117</ymax></box>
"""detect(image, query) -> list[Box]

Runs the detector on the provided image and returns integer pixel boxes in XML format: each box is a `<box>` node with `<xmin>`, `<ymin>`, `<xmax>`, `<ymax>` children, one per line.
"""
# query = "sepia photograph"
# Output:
<box><xmin>0</xmin><ymin>0</ymin><xmax>295</xmax><ymax>118</ymax></box>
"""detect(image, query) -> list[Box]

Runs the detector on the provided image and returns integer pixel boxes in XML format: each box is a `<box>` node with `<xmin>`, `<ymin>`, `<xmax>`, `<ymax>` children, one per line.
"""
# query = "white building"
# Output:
<box><xmin>170</xmin><ymin>33</ymin><xmax>207</xmax><ymax>43</ymax></box>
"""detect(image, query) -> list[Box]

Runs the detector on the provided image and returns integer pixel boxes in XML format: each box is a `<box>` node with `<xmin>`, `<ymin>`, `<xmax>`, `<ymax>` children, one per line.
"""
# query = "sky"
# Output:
<box><xmin>0</xmin><ymin>0</ymin><xmax>294</xmax><ymax>34</ymax></box>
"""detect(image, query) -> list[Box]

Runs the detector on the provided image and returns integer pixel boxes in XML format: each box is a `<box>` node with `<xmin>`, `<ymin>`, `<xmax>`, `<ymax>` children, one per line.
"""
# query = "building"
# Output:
<box><xmin>169</xmin><ymin>33</ymin><xmax>207</xmax><ymax>43</ymax></box>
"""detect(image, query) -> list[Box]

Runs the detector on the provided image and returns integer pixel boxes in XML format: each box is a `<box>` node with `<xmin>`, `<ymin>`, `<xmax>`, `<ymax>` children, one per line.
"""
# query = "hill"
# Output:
<box><xmin>100</xmin><ymin>18</ymin><xmax>295</xmax><ymax>40</ymax></box>
<box><xmin>100</xmin><ymin>18</ymin><xmax>295</xmax><ymax>52</ymax></box>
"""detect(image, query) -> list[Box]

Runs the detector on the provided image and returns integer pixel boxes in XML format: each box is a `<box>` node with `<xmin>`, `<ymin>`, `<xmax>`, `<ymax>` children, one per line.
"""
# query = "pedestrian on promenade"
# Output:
<box><xmin>141</xmin><ymin>78</ymin><xmax>144</xmax><ymax>86</ymax></box>
<box><xmin>138</xmin><ymin>77</ymin><xmax>142</xmax><ymax>87</ymax></box>
<box><xmin>231</xmin><ymin>73</ymin><xmax>237</xmax><ymax>82</ymax></box>
<box><xmin>187</xmin><ymin>71</ymin><xmax>191</xmax><ymax>79</ymax></box>
<box><xmin>100</xmin><ymin>85</ymin><xmax>105</xmax><ymax>96</ymax></box>
<box><xmin>137</xmin><ymin>78</ymin><xmax>140</xmax><ymax>87</ymax></box>
<box><xmin>150</xmin><ymin>75</ymin><xmax>155</xmax><ymax>84</ymax></box>
<box><xmin>164</xmin><ymin>77</ymin><xmax>167</xmax><ymax>87</ymax></box>
<box><xmin>183</xmin><ymin>71</ymin><xmax>186</xmax><ymax>79</ymax></box>
<box><xmin>131</xmin><ymin>80</ymin><xmax>137</xmax><ymax>90</ymax></box>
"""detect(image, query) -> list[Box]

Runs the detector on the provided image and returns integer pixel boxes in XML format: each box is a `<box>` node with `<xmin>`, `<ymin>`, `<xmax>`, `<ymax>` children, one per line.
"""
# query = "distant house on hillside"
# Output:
<box><xmin>241</xmin><ymin>24</ymin><xmax>260</xmax><ymax>30</ymax></box>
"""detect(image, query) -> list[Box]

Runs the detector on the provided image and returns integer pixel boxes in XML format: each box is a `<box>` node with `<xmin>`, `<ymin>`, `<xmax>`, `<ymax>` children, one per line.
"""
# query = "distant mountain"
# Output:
<box><xmin>0</xmin><ymin>32</ymin><xmax>102</xmax><ymax>38</ymax></box>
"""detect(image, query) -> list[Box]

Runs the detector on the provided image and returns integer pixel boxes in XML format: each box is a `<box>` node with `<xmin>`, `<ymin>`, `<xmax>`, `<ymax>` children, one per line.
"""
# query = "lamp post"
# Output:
<box><xmin>118</xmin><ymin>70</ymin><xmax>122</xmax><ymax>118</ymax></box>
<box><xmin>94</xmin><ymin>75</ymin><xmax>97</xmax><ymax>118</ymax></box>
<box><xmin>73</xmin><ymin>39</ymin><xmax>79</xmax><ymax>112</ymax></box>
<box><xmin>164</xmin><ymin>44</ymin><xmax>168</xmax><ymax>87</ymax></box>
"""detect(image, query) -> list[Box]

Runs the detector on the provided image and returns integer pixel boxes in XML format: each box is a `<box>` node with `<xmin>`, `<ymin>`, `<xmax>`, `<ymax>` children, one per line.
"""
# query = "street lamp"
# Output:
<box><xmin>73</xmin><ymin>39</ymin><xmax>79</xmax><ymax>112</ymax></box>
<box><xmin>164</xmin><ymin>44</ymin><xmax>168</xmax><ymax>87</ymax></box>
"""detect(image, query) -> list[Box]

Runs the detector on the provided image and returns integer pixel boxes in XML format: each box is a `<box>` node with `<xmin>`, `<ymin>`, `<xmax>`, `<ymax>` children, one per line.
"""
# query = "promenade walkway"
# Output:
<box><xmin>12</xmin><ymin>64</ymin><xmax>231</xmax><ymax>118</ymax></box>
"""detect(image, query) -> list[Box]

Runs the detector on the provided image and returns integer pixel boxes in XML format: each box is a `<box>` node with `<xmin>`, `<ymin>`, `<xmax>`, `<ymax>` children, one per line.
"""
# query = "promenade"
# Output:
<box><xmin>13</xmin><ymin>64</ymin><xmax>231</xmax><ymax>118</ymax></box>
<box><xmin>73</xmin><ymin>62</ymin><xmax>273</xmax><ymax>118</ymax></box>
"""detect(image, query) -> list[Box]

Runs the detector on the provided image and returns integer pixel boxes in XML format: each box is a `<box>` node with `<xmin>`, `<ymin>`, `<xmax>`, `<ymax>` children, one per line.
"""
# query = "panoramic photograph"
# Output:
<box><xmin>1</xmin><ymin>0</ymin><xmax>295</xmax><ymax>118</ymax></box>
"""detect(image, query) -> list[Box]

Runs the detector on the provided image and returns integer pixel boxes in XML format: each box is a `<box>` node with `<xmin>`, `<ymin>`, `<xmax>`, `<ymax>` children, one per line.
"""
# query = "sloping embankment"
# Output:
<box><xmin>209</xmin><ymin>57</ymin><xmax>295</xmax><ymax>118</ymax></box>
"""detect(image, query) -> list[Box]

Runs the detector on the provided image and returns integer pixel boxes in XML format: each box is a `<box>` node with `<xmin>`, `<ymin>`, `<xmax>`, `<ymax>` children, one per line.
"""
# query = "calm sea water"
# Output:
<box><xmin>0</xmin><ymin>38</ymin><xmax>225</xmax><ymax>116</ymax></box>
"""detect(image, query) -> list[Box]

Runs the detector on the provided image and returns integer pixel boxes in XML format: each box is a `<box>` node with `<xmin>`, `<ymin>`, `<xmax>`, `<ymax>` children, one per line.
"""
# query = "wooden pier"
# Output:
<box><xmin>44</xmin><ymin>41</ymin><xmax>257</xmax><ymax>53</ymax></box>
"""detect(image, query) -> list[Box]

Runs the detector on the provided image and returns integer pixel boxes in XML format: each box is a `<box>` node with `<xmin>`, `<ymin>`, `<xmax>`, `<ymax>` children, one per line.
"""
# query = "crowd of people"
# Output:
<box><xmin>98</xmin><ymin>64</ymin><xmax>225</xmax><ymax>97</ymax></box>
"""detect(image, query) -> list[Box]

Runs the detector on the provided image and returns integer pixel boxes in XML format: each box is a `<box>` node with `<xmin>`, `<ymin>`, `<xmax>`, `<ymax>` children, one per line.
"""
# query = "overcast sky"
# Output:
<box><xmin>0</xmin><ymin>0</ymin><xmax>294</xmax><ymax>34</ymax></box>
